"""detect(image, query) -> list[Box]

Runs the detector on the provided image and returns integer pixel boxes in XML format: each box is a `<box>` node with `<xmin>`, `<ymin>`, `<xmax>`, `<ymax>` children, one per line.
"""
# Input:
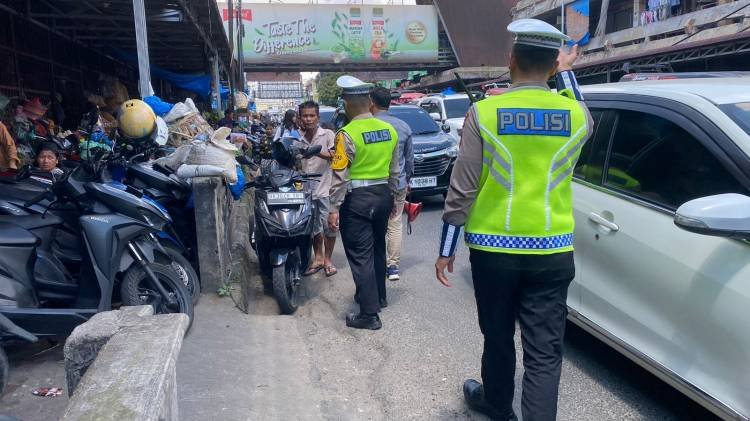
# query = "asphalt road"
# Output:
<box><xmin>0</xmin><ymin>198</ymin><xmax>721</xmax><ymax>420</ymax></box>
<box><xmin>178</xmin><ymin>195</ymin><xmax>719</xmax><ymax>421</ymax></box>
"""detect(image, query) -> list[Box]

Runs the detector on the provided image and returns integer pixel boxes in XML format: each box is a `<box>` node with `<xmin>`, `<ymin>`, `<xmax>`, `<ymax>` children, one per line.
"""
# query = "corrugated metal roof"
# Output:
<box><xmin>0</xmin><ymin>0</ymin><xmax>231</xmax><ymax>74</ymax></box>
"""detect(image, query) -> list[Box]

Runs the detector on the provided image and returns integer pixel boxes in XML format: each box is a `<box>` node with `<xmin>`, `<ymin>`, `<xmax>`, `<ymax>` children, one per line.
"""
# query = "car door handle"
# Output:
<box><xmin>588</xmin><ymin>212</ymin><xmax>620</xmax><ymax>232</ymax></box>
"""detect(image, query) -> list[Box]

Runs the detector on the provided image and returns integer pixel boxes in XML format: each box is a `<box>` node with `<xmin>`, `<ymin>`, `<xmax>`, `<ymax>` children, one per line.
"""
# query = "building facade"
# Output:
<box><xmin>512</xmin><ymin>0</ymin><xmax>750</xmax><ymax>83</ymax></box>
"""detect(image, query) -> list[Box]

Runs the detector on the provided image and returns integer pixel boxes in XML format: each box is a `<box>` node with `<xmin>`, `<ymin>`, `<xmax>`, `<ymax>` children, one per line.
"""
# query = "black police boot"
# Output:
<box><xmin>354</xmin><ymin>292</ymin><xmax>361</xmax><ymax>304</ymax></box>
<box><xmin>463</xmin><ymin>379</ymin><xmax>518</xmax><ymax>421</ymax></box>
<box><xmin>379</xmin><ymin>297</ymin><xmax>388</xmax><ymax>308</ymax></box>
<box><xmin>345</xmin><ymin>313</ymin><xmax>382</xmax><ymax>330</ymax></box>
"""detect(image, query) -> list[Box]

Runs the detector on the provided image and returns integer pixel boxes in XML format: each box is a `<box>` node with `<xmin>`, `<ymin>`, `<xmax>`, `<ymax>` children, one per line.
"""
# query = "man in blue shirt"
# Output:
<box><xmin>370</xmin><ymin>87</ymin><xmax>414</xmax><ymax>284</ymax></box>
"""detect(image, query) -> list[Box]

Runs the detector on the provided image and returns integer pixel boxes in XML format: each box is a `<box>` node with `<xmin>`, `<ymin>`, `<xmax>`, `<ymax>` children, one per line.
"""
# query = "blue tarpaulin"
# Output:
<box><xmin>112</xmin><ymin>50</ymin><xmax>228</xmax><ymax>98</ymax></box>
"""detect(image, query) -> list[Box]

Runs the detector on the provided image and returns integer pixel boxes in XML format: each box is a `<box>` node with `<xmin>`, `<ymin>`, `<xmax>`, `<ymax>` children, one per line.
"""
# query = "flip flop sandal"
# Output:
<box><xmin>303</xmin><ymin>265</ymin><xmax>324</xmax><ymax>276</ymax></box>
<box><xmin>324</xmin><ymin>265</ymin><xmax>338</xmax><ymax>277</ymax></box>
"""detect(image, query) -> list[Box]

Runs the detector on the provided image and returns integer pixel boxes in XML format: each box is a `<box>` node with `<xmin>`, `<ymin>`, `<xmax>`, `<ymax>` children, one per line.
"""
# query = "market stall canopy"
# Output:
<box><xmin>0</xmin><ymin>0</ymin><xmax>231</xmax><ymax>74</ymax></box>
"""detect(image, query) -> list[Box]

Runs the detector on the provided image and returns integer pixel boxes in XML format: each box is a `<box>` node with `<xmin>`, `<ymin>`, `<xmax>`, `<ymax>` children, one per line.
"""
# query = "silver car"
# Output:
<box><xmin>570</xmin><ymin>78</ymin><xmax>750</xmax><ymax>420</ymax></box>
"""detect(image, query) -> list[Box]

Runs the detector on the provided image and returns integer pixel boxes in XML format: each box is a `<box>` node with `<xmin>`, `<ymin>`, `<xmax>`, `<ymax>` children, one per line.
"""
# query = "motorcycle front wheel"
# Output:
<box><xmin>121</xmin><ymin>263</ymin><xmax>194</xmax><ymax>332</ymax></box>
<box><xmin>272</xmin><ymin>253</ymin><xmax>300</xmax><ymax>315</ymax></box>
<box><xmin>158</xmin><ymin>245</ymin><xmax>201</xmax><ymax>305</ymax></box>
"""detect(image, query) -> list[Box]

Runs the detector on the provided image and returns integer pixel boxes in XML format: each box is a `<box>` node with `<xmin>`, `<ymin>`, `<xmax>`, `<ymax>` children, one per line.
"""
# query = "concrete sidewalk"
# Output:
<box><xmin>176</xmin><ymin>280</ymin><xmax>399</xmax><ymax>421</ymax></box>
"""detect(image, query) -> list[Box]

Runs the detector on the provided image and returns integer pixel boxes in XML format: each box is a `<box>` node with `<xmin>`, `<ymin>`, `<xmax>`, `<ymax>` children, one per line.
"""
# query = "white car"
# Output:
<box><xmin>415</xmin><ymin>94</ymin><xmax>472</xmax><ymax>142</ymax></box>
<box><xmin>571</xmin><ymin>77</ymin><xmax>750</xmax><ymax>420</ymax></box>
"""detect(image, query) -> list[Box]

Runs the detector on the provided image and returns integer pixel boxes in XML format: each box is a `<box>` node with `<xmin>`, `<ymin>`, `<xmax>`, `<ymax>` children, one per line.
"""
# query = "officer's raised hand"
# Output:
<box><xmin>435</xmin><ymin>256</ymin><xmax>455</xmax><ymax>288</ymax></box>
<box><xmin>557</xmin><ymin>44</ymin><xmax>579</xmax><ymax>72</ymax></box>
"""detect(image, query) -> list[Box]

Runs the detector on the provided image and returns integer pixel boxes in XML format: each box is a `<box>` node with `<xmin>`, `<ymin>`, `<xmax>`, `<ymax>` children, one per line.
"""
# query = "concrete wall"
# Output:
<box><xmin>192</xmin><ymin>174</ymin><xmax>260</xmax><ymax>310</ymax></box>
<box><xmin>228</xmin><ymin>185</ymin><xmax>262</xmax><ymax>313</ymax></box>
<box><xmin>192</xmin><ymin>177</ymin><xmax>234</xmax><ymax>293</ymax></box>
<box><xmin>62</xmin><ymin>306</ymin><xmax>189</xmax><ymax>421</ymax></box>
<box><xmin>433</xmin><ymin>0</ymin><xmax>517</xmax><ymax>67</ymax></box>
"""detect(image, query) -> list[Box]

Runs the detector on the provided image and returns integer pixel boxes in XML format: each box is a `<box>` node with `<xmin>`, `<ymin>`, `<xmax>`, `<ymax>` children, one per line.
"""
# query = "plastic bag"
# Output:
<box><xmin>163</xmin><ymin>98</ymin><xmax>199</xmax><ymax>123</ymax></box>
<box><xmin>144</xmin><ymin>96</ymin><xmax>174</xmax><ymax>117</ymax></box>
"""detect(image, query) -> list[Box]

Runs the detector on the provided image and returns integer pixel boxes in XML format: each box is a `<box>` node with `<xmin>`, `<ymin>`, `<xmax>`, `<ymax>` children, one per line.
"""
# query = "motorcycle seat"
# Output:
<box><xmin>0</xmin><ymin>222</ymin><xmax>39</xmax><ymax>246</ymax></box>
<box><xmin>0</xmin><ymin>214</ymin><xmax>63</xmax><ymax>231</ymax></box>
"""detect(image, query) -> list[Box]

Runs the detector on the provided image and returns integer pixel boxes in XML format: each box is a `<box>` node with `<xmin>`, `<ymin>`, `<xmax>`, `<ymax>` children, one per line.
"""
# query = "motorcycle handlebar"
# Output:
<box><xmin>24</xmin><ymin>190</ymin><xmax>51</xmax><ymax>208</ymax></box>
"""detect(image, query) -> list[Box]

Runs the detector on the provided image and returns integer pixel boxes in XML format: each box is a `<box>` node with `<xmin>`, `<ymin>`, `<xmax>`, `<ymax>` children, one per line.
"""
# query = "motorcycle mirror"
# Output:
<box><xmin>303</xmin><ymin>145</ymin><xmax>322</xmax><ymax>159</ymax></box>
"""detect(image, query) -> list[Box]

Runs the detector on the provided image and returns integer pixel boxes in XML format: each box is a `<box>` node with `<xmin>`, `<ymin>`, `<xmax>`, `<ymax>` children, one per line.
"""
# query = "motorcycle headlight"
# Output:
<box><xmin>446</xmin><ymin>145</ymin><xmax>459</xmax><ymax>158</ymax></box>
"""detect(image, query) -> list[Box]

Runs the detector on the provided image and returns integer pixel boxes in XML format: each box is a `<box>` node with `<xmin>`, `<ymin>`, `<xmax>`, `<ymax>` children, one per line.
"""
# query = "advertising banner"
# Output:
<box><xmin>565</xmin><ymin>0</ymin><xmax>590</xmax><ymax>46</ymax></box>
<box><xmin>219</xmin><ymin>3</ymin><xmax>439</xmax><ymax>65</ymax></box>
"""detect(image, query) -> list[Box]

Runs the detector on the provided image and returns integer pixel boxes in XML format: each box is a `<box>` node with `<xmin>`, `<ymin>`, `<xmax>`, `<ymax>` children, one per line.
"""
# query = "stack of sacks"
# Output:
<box><xmin>155</xmin><ymin>127</ymin><xmax>239</xmax><ymax>184</ymax></box>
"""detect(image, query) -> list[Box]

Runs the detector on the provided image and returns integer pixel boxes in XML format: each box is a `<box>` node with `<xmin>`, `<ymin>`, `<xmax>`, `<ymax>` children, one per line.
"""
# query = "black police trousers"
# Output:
<box><xmin>469</xmin><ymin>249</ymin><xmax>574</xmax><ymax>421</ymax></box>
<box><xmin>339</xmin><ymin>184</ymin><xmax>392</xmax><ymax>315</ymax></box>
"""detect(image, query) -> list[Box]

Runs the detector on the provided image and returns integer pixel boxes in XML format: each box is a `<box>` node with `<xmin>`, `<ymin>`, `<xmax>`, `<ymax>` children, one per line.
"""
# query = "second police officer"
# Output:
<box><xmin>328</xmin><ymin>75</ymin><xmax>400</xmax><ymax>330</ymax></box>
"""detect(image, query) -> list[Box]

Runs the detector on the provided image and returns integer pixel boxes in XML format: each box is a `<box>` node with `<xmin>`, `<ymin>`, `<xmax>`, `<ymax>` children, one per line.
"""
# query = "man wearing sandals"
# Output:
<box><xmin>298</xmin><ymin>100</ymin><xmax>339</xmax><ymax>278</ymax></box>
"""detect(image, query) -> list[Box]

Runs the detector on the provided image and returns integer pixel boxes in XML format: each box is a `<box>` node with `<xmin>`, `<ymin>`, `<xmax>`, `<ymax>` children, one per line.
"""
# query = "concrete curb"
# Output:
<box><xmin>62</xmin><ymin>306</ymin><xmax>189</xmax><ymax>421</ymax></box>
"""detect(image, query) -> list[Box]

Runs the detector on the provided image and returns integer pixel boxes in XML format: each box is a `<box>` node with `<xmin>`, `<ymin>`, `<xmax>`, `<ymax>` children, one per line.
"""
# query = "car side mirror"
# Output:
<box><xmin>674</xmin><ymin>193</ymin><xmax>750</xmax><ymax>239</ymax></box>
<box><xmin>442</xmin><ymin>124</ymin><xmax>451</xmax><ymax>133</ymax></box>
<box><xmin>429</xmin><ymin>112</ymin><xmax>442</xmax><ymax>122</ymax></box>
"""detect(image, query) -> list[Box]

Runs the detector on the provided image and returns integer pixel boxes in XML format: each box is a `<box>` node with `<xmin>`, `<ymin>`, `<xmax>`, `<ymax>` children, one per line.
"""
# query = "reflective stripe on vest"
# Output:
<box><xmin>339</xmin><ymin>118</ymin><xmax>397</xmax><ymax>181</ymax></box>
<box><xmin>465</xmin><ymin>88</ymin><xmax>588</xmax><ymax>255</ymax></box>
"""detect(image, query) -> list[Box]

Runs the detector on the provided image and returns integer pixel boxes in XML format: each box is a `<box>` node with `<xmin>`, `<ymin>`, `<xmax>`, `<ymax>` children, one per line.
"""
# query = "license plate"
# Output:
<box><xmin>267</xmin><ymin>192</ymin><xmax>305</xmax><ymax>205</ymax></box>
<box><xmin>410</xmin><ymin>176</ymin><xmax>437</xmax><ymax>188</ymax></box>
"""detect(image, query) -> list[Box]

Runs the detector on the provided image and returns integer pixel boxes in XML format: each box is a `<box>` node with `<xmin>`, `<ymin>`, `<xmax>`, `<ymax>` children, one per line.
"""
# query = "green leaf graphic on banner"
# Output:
<box><xmin>254</xmin><ymin>28</ymin><xmax>264</xmax><ymax>36</ymax></box>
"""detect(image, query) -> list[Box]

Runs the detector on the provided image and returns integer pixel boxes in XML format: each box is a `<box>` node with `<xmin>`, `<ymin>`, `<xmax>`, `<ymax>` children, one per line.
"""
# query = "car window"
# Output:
<box><xmin>604</xmin><ymin>110</ymin><xmax>747</xmax><ymax>210</ymax></box>
<box><xmin>574</xmin><ymin>109</ymin><xmax>606</xmax><ymax>184</ymax></box>
<box><xmin>444</xmin><ymin>97</ymin><xmax>471</xmax><ymax>119</ymax></box>
<box><xmin>388</xmin><ymin>107</ymin><xmax>440</xmax><ymax>135</ymax></box>
<box><xmin>718</xmin><ymin>102</ymin><xmax>750</xmax><ymax>135</ymax></box>
<box><xmin>419</xmin><ymin>101</ymin><xmax>441</xmax><ymax>116</ymax></box>
<box><xmin>319</xmin><ymin>110</ymin><xmax>335</xmax><ymax>123</ymax></box>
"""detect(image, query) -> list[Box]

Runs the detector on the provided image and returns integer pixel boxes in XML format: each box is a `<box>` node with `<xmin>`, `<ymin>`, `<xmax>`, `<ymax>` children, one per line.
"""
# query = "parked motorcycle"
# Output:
<box><xmin>245</xmin><ymin>138</ymin><xmax>322</xmax><ymax>314</ymax></box>
<box><xmin>109</xmin><ymin>151</ymin><xmax>200</xmax><ymax>304</ymax></box>
<box><xmin>0</xmin><ymin>162</ymin><xmax>194</xmax><ymax>341</ymax></box>
<box><xmin>0</xmin><ymin>151</ymin><xmax>201</xmax><ymax>305</ymax></box>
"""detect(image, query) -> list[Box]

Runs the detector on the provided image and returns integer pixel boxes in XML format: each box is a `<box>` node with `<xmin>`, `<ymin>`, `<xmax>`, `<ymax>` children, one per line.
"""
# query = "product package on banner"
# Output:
<box><xmin>219</xmin><ymin>3</ymin><xmax>439</xmax><ymax>64</ymax></box>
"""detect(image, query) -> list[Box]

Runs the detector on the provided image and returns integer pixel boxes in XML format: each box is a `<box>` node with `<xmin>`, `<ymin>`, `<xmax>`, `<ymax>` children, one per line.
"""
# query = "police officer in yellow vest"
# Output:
<box><xmin>329</xmin><ymin>75</ymin><xmax>400</xmax><ymax>330</ymax></box>
<box><xmin>435</xmin><ymin>19</ymin><xmax>594</xmax><ymax>421</ymax></box>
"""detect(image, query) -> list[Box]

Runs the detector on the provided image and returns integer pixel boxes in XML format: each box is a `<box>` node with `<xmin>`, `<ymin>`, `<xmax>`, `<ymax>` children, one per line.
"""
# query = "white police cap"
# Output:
<box><xmin>507</xmin><ymin>18</ymin><xmax>570</xmax><ymax>50</ymax></box>
<box><xmin>336</xmin><ymin>75</ymin><xmax>374</xmax><ymax>96</ymax></box>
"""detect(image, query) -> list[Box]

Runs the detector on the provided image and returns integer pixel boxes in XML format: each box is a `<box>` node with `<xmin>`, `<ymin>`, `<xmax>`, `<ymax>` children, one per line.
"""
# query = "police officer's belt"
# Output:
<box><xmin>350</xmin><ymin>178</ymin><xmax>388</xmax><ymax>189</ymax></box>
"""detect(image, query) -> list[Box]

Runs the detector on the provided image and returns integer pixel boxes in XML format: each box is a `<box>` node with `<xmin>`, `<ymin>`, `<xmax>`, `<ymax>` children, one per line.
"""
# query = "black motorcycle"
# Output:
<box><xmin>0</xmin><ymin>163</ymin><xmax>194</xmax><ymax>343</ymax></box>
<box><xmin>0</xmin><ymin>153</ymin><xmax>201</xmax><ymax>306</ymax></box>
<box><xmin>245</xmin><ymin>138</ymin><xmax>322</xmax><ymax>314</ymax></box>
<box><xmin>111</xmin><ymin>152</ymin><xmax>200</xmax><ymax>305</ymax></box>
